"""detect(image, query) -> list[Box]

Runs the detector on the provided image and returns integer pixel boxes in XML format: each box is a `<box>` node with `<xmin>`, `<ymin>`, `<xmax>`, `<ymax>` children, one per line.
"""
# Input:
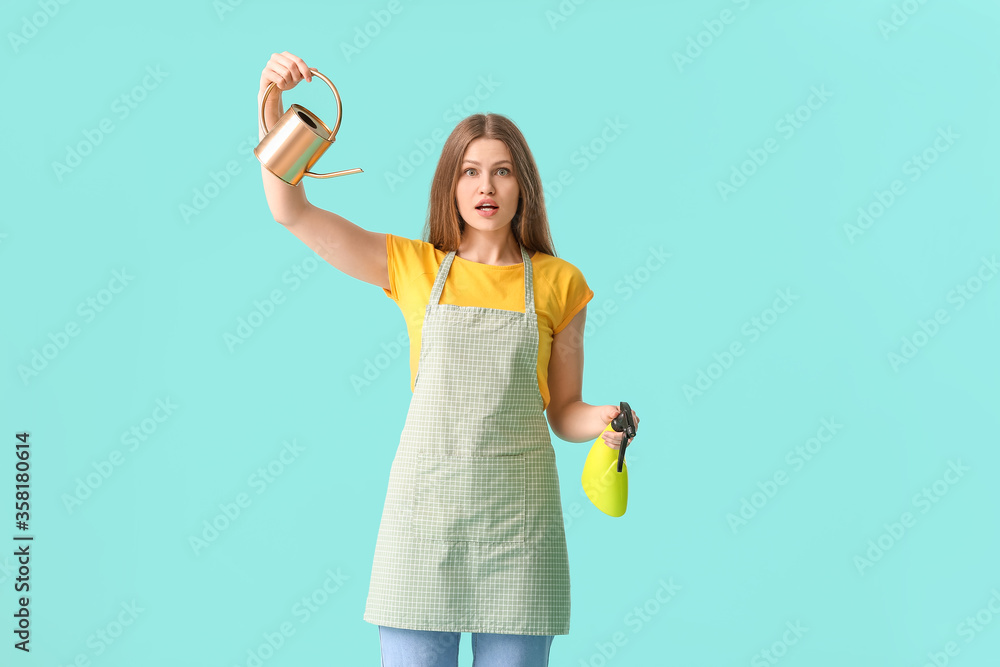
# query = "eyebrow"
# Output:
<box><xmin>462</xmin><ymin>159</ymin><xmax>513</xmax><ymax>166</ymax></box>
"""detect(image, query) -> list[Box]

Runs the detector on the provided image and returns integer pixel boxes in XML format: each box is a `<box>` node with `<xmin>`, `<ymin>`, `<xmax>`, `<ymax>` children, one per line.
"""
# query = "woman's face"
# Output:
<box><xmin>455</xmin><ymin>138</ymin><xmax>520</xmax><ymax>231</ymax></box>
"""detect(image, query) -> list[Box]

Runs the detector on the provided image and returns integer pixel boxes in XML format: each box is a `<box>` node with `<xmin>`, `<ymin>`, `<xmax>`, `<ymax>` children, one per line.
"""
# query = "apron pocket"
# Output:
<box><xmin>412</xmin><ymin>452</ymin><xmax>526</xmax><ymax>543</ymax></box>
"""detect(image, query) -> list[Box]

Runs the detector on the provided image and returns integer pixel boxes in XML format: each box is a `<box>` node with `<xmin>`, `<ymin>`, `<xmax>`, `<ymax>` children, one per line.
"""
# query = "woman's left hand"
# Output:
<box><xmin>599</xmin><ymin>404</ymin><xmax>640</xmax><ymax>450</ymax></box>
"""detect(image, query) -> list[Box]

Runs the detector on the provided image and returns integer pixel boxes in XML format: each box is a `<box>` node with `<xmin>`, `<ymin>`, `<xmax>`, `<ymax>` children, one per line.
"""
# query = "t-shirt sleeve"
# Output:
<box><xmin>382</xmin><ymin>233</ymin><xmax>398</xmax><ymax>301</ymax></box>
<box><xmin>383</xmin><ymin>233</ymin><xmax>434</xmax><ymax>304</ymax></box>
<box><xmin>553</xmin><ymin>265</ymin><xmax>595</xmax><ymax>335</ymax></box>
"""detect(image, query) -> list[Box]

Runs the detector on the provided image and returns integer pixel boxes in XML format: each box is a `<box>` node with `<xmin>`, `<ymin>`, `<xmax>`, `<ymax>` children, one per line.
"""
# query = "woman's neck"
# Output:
<box><xmin>456</xmin><ymin>229</ymin><xmax>527</xmax><ymax>266</ymax></box>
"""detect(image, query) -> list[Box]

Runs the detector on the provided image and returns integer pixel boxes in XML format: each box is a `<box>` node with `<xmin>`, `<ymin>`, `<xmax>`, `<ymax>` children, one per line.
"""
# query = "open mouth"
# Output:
<box><xmin>475</xmin><ymin>198</ymin><xmax>499</xmax><ymax>216</ymax></box>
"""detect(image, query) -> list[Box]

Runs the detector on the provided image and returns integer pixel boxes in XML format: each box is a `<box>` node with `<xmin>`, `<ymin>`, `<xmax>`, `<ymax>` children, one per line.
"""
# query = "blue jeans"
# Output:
<box><xmin>378</xmin><ymin>625</ymin><xmax>554</xmax><ymax>667</ymax></box>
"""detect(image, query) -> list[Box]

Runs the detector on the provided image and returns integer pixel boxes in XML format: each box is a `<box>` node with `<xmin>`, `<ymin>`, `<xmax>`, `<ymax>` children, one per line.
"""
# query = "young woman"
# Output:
<box><xmin>258</xmin><ymin>52</ymin><xmax>639</xmax><ymax>667</ymax></box>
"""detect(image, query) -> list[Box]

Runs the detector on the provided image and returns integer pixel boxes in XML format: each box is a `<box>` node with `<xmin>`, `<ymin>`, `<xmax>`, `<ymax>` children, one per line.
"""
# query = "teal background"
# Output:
<box><xmin>2</xmin><ymin>0</ymin><xmax>999</xmax><ymax>665</ymax></box>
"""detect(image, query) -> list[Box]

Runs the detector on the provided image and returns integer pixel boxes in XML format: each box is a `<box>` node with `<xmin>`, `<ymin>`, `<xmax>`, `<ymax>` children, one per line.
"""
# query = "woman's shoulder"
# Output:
<box><xmin>531</xmin><ymin>251</ymin><xmax>589</xmax><ymax>292</ymax></box>
<box><xmin>387</xmin><ymin>233</ymin><xmax>439</xmax><ymax>261</ymax></box>
<box><xmin>387</xmin><ymin>232</ymin><xmax>430</xmax><ymax>248</ymax></box>
<box><xmin>533</xmin><ymin>249</ymin><xmax>585</xmax><ymax>274</ymax></box>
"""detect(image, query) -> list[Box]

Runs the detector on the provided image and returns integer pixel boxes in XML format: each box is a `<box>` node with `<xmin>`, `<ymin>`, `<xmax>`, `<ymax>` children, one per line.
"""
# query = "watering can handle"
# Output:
<box><xmin>258</xmin><ymin>69</ymin><xmax>362</xmax><ymax>180</ymax></box>
<box><xmin>259</xmin><ymin>68</ymin><xmax>343</xmax><ymax>138</ymax></box>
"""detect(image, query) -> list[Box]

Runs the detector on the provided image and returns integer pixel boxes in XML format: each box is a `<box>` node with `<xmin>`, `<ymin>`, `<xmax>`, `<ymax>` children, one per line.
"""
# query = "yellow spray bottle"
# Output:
<box><xmin>581</xmin><ymin>401</ymin><xmax>637</xmax><ymax>517</ymax></box>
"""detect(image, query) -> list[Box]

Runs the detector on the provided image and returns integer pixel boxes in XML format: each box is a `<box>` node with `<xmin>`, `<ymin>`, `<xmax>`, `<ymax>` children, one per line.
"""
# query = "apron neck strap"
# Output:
<box><xmin>519</xmin><ymin>244</ymin><xmax>535</xmax><ymax>317</ymax></box>
<box><xmin>430</xmin><ymin>243</ymin><xmax>535</xmax><ymax>317</ymax></box>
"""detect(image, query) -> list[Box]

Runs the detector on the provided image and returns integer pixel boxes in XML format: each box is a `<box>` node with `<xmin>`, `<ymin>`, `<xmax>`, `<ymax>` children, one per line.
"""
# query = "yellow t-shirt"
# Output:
<box><xmin>382</xmin><ymin>233</ymin><xmax>594</xmax><ymax>411</ymax></box>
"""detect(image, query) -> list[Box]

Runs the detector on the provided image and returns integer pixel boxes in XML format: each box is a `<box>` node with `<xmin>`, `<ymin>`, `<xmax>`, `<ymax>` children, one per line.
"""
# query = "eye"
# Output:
<box><xmin>463</xmin><ymin>167</ymin><xmax>476</xmax><ymax>176</ymax></box>
<box><xmin>497</xmin><ymin>167</ymin><xmax>510</xmax><ymax>176</ymax></box>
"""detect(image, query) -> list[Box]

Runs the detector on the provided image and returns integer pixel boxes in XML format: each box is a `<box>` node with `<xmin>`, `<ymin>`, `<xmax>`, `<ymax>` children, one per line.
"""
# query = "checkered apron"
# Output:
<box><xmin>364</xmin><ymin>243</ymin><xmax>571</xmax><ymax>635</ymax></box>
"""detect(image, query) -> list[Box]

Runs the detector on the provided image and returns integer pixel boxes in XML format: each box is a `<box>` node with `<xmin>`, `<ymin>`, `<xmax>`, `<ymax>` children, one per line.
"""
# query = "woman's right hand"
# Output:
<box><xmin>258</xmin><ymin>52</ymin><xmax>314</xmax><ymax>136</ymax></box>
<box><xmin>259</xmin><ymin>51</ymin><xmax>313</xmax><ymax>94</ymax></box>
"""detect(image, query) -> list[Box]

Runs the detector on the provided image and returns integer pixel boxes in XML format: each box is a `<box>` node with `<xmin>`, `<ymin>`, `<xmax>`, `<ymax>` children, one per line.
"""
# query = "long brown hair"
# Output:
<box><xmin>422</xmin><ymin>114</ymin><xmax>557</xmax><ymax>257</ymax></box>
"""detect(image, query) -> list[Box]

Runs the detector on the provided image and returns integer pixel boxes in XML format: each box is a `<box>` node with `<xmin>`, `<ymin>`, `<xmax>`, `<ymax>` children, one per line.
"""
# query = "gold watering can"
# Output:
<box><xmin>255</xmin><ymin>69</ymin><xmax>363</xmax><ymax>186</ymax></box>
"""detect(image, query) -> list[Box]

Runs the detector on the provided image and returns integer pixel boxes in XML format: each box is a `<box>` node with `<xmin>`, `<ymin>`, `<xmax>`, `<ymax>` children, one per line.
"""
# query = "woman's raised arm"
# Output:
<box><xmin>257</xmin><ymin>51</ymin><xmax>389</xmax><ymax>291</ymax></box>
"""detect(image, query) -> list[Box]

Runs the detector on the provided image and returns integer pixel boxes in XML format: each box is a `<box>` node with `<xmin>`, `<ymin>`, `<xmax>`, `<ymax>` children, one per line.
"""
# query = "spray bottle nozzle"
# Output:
<box><xmin>610</xmin><ymin>401</ymin><xmax>637</xmax><ymax>473</ymax></box>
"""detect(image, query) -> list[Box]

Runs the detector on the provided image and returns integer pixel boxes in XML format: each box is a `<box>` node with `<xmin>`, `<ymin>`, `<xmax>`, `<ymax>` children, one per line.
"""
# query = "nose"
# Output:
<box><xmin>478</xmin><ymin>173</ymin><xmax>494</xmax><ymax>195</ymax></box>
